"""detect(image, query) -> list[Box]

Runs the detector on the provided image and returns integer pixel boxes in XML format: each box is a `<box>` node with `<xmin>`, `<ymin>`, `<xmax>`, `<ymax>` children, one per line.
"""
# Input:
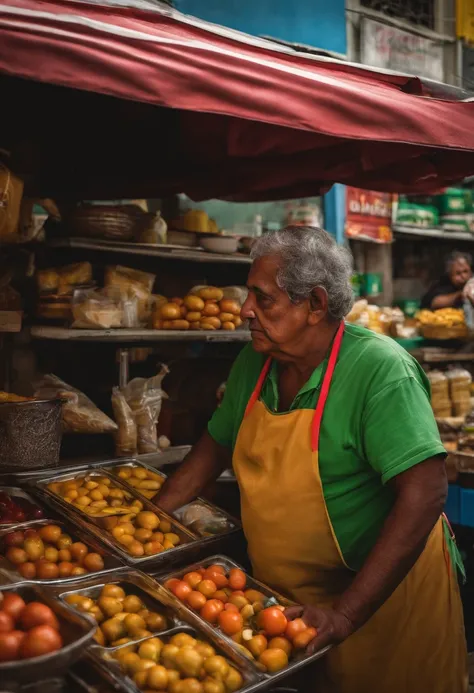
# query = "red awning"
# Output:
<box><xmin>1</xmin><ymin>0</ymin><xmax>474</xmax><ymax>200</ymax></box>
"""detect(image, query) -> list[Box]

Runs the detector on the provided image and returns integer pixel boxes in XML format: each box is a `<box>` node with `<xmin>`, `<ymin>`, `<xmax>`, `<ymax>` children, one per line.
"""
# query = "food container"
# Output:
<box><xmin>57</xmin><ymin>568</ymin><xmax>181</xmax><ymax>648</ymax></box>
<box><xmin>0</xmin><ymin>487</ymin><xmax>45</xmax><ymax>527</ymax></box>
<box><xmin>0</xmin><ymin>582</ymin><xmax>96</xmax><ymax>687</ymax></box>
<box><xmin>200</xmin><ymin>236</ymin><xmax>239</xmax><ymax>254</ymax></box>
<box><xmin>158</xmin><ymin>556</ymin><xmax>330</xmax><ymax>682</ymax></box>
<box><xmin>33</xmin><ymin>470</ymin><xmax>198</xmax><ymax>568</ymax></box>
<box><xmin>0</xmin><ymin>518</ymin><xmax>124</xmax><ymax>585</ymax></box>
<box><xmin>91</xmin><ymin>624</ymin><xmax>258</xmax><ymax>693</ymax></box>
<box><xmin>0</xmin><ymin>398</ymin><xmax>63</xmax><ymax>470</ymax></box>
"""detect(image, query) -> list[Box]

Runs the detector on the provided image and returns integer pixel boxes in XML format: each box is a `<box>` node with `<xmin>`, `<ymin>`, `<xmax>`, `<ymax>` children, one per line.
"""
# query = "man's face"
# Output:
<box><xmin>241</xmin><ymin>255</ymin><xmax>319</xmax><ymax>356</ymax></box>
<box><xmin>450</xmin><ymin>259</ymin><xmax>472</xmax><ymax>289</ymax></box>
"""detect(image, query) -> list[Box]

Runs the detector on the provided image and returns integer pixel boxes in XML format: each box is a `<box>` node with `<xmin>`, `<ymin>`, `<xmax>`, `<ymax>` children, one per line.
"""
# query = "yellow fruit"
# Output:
<box><xmin>184</xmin><ymin>295</ymin><xmax>205</xmax><ymax>311</ymax></box>
<box><xmin>136</xmin><ymin>511</ymin><xmax>160</xmax><ymax>530</ymax></box>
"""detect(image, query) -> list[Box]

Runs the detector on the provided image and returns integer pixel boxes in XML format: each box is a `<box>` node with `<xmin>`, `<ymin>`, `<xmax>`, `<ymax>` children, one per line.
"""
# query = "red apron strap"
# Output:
<box><xmin>244</xmin><ymin>356</ymin><xmax>272</xmax><ymax>417</ymax></box>
<box><xmin>311</xmin><ymin>322</ymin><xmax>345</xmax><ymax>452</ymax></box>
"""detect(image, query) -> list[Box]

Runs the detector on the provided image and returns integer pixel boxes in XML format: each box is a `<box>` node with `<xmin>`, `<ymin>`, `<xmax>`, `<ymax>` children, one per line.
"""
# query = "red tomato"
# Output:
<box><xmin>258</xmin><ymin>607</ymin><xmax>288</xmax><ymax>637</ymax></box>
<box><xmin>0</xmin><ymin>612</ymin><xmax>14</xmax><ymax>633</ymax></box>
<box><xmin>0</xmin><ymin>631</ymin><xmax>24</xmax><ymax>662</ymax></box>
<box><xmin>218</xmin><ymin>610</ymin><xmax>243</xmax><ymax>636</ymax></box>
<box><xmin>183</xmin><ymin>572</ymin><xmax>203</xmax><ymax>589</ymax></box>
<box><xmin>4</xmin><ymin>530</ymin><xmax>25</xmax><ymax>547</ymax></box>
<box><xmin>224</xmin><ymin>603</ymin><xmax>239</xmax><ymax>613</ymax></box>
<box><xmin>171</xmin><ymin>580</ymin><xmax>193</xmax><ymax>602</ymax></box>
<box><xmin>197</xmin><ymin>580</ymin><xmax>217</xmax><ymax>598</ymax></box>
<box><xmin>186</xmin><ymin>591</ymin><xmax>207</xmax><ymax>611</ymax></box>
<box><xmin>208</xmin><ymin>564</ymin><xmax>226</xmax><ymax>575</ymax></box>
<box><xmin>285</xmin><ymin>617</ymin><xmax>308</xmax><ymax>642</ymax></box>
<box><xmin>1</xmin><ymin>593</ymin><xmax>26</xmax><ymax>623</ymax></box>
<box><xmin>200</xmin><ymin>599</ymin><xmax>225</xmax><ymax>624</ymax></box>
<box><xmin>203</xmin><ymin>569</ymin><xmax>228</xmax><ymax>589</ymax></box>
<box><xmin>20</xmin><ymin>625</ymin><xmax>63</xmax><ymax>659</ymax></box>
<box><xmin>228</xmin><ymin>569</ymin><xmax>246</xmax><ymax>591</ymax></box>
<box><xmin>19</xmin><ymin>603</ymin><xmax>60</xmax><ymax>631</ymax></box>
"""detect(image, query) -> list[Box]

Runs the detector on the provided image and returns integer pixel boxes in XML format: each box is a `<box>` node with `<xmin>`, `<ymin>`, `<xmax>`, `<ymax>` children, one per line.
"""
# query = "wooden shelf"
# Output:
<box><xmin>48</xmin><ymin>237</ymin><xmax>253</xmax><ymax>265</ymax></box>
<box><xmin>31</xmin><ymin>326</ymin><xmax>251</xmax><ymax>344</ymax></box>
<box><xmin>393</xmin><ymin>225</ymin><xmax>474</xmax><ymax>242</ymax></box>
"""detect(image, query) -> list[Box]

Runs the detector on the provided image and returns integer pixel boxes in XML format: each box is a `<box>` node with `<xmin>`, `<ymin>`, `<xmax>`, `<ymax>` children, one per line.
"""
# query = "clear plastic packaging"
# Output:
<box><xmin>34</xmin><ymin>374</ymin><xmax>117</xmax><ymax>434</ymax></box>
<box><xmin>72</xmin><ymin>289</ymin><xmax>123</xmax><ymax>329</ymax></box>
<box><xmin>105</xmin><ymin>266</ymin><xmax>155</xmax><ymax>324</ymax></box>
<box><xmin>111</xmin><ymin>387</ymin><xmax>137</xmax><ymax>456</ymax></box>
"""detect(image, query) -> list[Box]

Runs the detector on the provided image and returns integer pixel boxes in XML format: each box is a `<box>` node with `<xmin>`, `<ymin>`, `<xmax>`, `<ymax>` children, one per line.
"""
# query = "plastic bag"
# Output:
<box><xmin>34</xmin><ymin>374</ymin><xmax>117</xmax><ymax>434</ymax></box>
<box><xmin>113</xmin><ymin>365</ymin><xmax>169</xmax><ymax>455</ymax></box>
<box><xmin>72</xmin><ymin>289</ymin><xmax>123</xmax><ymax>329</ymax></box>
<box><xmin>105</xmin><ymin>266</ymin><xmax>155</xmax><ymax>324</ymax></box>
<box><xmin>111</xmin><ymin>387</ymin><xmax>137</xmax><ymax>456</ymax></box>
<box><xmin>174</xmin><ymin>501</ymin><xmax>232</xmax><ymax>537</ymax></box>
<box><xmin>138</xmin><ymin>213</ymin><xmax>167</xmax><ymax>245</ymax></box>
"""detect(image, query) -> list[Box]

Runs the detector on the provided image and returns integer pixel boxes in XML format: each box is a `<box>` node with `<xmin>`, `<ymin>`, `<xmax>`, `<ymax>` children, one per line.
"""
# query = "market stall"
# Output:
<box><xmin>2</xmin><ymin>0</ymin><xmax>474</xmax><ymax>689</ymax></box>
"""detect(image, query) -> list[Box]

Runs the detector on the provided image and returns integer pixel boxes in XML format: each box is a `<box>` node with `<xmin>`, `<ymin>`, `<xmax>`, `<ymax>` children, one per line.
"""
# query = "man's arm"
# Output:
<box><xmin>285</xmin><ymin>456</ymin><xmax>447</xmax><ymax>652</ymax></box>
<box><xmin>154</xmin><ymin>431</ymin><xmax>232</xmax><ymax>514</ymax></box>
<box><xmin>431</xmin><ymin>291</ymin><xmax>462</xmax><ymax>309</ymax></box>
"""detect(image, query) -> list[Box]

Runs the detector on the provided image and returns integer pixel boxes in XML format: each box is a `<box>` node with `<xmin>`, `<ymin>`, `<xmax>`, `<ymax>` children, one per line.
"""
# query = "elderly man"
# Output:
<box><xmin>158</xmin><ymin>226</ymin><xmax>467</xmax><ymax>693</ymax></box>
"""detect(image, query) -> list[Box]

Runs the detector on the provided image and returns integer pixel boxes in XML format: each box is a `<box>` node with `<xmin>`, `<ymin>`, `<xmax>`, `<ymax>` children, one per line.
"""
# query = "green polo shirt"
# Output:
<box><xmin>208</xmin><ymin>323</ymin><xmax>446</xmax><ymax>570</ymax></box>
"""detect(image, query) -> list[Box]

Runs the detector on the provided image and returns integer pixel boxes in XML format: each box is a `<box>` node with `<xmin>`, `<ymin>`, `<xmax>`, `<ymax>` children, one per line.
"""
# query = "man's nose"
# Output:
<box><xmin>241</xmin><ymin>296</ymin><xmax>255</xmax><ymax>320</ymax></box>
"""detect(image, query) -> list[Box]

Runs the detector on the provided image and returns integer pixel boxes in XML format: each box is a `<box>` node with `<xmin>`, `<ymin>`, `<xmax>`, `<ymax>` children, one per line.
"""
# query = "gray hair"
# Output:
<box><xmin>446</xmin><ymin>251</ymin><xmax>472</xmax><ymax>272</ymax></box>
<box><xmin>250</xmin><ymin>226</ymin><xmax>354</xmax><ymax>320</ymax></box>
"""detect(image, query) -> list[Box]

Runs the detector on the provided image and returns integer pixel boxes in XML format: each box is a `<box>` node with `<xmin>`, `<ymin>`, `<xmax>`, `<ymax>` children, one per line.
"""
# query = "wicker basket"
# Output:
<box><xmin>421</xmin><ymin>324</ymin><xmax>468</xmax><ymax>340</ymax></box>
<box><xmin>68</xmin><ymin>204</ymin><xmax>155</xmax><ymax>241</ymax></box>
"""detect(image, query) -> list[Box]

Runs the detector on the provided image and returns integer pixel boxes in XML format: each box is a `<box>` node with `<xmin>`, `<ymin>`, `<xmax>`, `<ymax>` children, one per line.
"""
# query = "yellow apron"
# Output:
<box><xmin>233</xmin><ymin>322</ymin><xmax>468</xmax><ymax>693</ymax></box>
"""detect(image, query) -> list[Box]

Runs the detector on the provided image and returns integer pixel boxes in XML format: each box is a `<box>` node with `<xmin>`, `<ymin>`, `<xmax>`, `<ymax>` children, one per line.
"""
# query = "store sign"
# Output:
<box><xmin>345</xmin><ymin>187</ymin><xmax>395</xmax><ymax>243</ymax></box>
<box><xmin>361</xmin><ymin>17</ymin><xmax>444</xmax><ymax>82</ymax></box>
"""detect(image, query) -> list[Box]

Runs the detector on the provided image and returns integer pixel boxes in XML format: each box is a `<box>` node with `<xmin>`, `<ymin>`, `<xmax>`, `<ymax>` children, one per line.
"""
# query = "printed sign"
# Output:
<box><xmin>345</xmin><ymin>187</ymin><xmax>395</xmax><ymax>243</ymax></box>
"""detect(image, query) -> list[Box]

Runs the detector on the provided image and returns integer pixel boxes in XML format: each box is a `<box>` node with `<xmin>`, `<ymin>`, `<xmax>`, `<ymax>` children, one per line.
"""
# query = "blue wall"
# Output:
<box><xmin>176</xmin><ymin>0</ymin><xmax>347</xmax><ymax>56</ymax></box>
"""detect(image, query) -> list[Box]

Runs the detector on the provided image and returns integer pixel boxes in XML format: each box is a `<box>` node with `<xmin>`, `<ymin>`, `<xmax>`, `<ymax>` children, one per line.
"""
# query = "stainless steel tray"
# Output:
<box><xmin>0</xmin><ymin>581</ymin><xmax>96</xmax><ymax>687</ymax></box>
<box><xmin>100</xmin><ymin>459</ymin><xmax>167</xmax><ymax>500</ymax></box>
<box><xmin>32</xmin><ymin>471</ymin><xmax>200</xmax><ymax>569</ymax></box>
<box><xmin>0</xmin><ymin>518</ymin><xmax>124</xmax><ymax>585</ymax></box>
<box><xmin>90</xmin><ymin>623</ymin><xmax>259</xmax><ymax>693</ymax></box>
<box><xmin>56</xmin><ymin>568</ymin><xmax>182</xmax><ymax>649</ymax></box>
<box><xmin>0</xmin><ymin>486</ymin><xmax>45</xmax><ymax>528</ymax></box>
<box><xmin>158</xmin><ymin>555</ymin><xmax>330</xmax><ymax>683</ymax></box>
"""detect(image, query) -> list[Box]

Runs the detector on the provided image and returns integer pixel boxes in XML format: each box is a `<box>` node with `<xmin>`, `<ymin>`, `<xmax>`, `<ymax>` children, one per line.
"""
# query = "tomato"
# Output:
<box><xmin>285</xmin><ymin>617</ymin><xmax>307</xmax><ymax>642</ymax></box>
<box><xmin>58</xmin><ymin>562</ymin><xmax>74</xmax><ymax>578</ymax></box>
<box><xmin>187</xmin><ymin>591</ymin><xmax>207</xmax><ymax>611</ymax></box>
<box><xmin>70</xmin><ymin>542</ymin><xmax>88</xmax><ymax>562</ymax></box>
<box><xmin>19</xmin><ymin>563</ymin><xmax>37</xmax><ymax>580</ymax></box>
<box><xmin>258</xmin><ymin>647</ymin><xmax>289</xmax><ymax>672</ymax></box>
<box><xmin>244</xmin><ymin>589</ymin><xmax>266</xmax><ymax>603</ymax></box>
<box><xmin>246</xmin><ymin>634</ymin><xmax>268</xmax><ymax>658</ymax></box>
<box><xmin>36</xmin><ymin>562</ymin><xmax>60</xmax><ymax>580</ymax></box>
<box><xmin>203</xmin><ymin>569</ymin><xmax>228</xmax><ymax>589</ymax></box>
<box><xmin>228</xmin><ymin>568</ymin><xmax>246</xmax><ymax>591</ymax></box>
<box><xmin>293</xmin><ymin>626</ymin><xmax>317</xmax><ymax>649</ymax></box>
<box><xmin>258</xmin><ymin>607</ymin><xmax>288</xmax><ymax>637</ymax></box>
<box><xmin>208</xmin><ymin>564</ymin><xmax>226</xmax><ymax>575</ymax></box>
<box><xmin>0</xmin><ymin>611</ymin><xmax>14</xmax><ymax>633</ymax></box>
<box><xmin>218</xmin><ymin>610</ymin><xmax>243</xmax><ymax>636</ymax></box>
<box><xmin>5</xmin><ymin>547</ymin><xmax>28</xmax><ymax>565</ymax></box>
<box><xmin>20</xmin><ymin>602</ymin><xmax>60</xmax><ymax>631</ymax></box>
<box><xmin>0</xmin><ymin>631</ymin><xmax>24</xmax><ymax>662</ymax></box>
<box><xmin>82</xmin><ymin>553</ymin><xmax>104</xmax><ymax>572</ymax></box>
<box><xmin>38</xmin><ymin>525</ymin><xmax>62</xmax><ymax>544</ymax></box>
<box><xmin>172</xmin><ymin>580</ymin><xmax>193</xmax><ymax>601</ymax></box>
<box><xmin>4</xmin><ymin>530</ymin><xmax>24</xmax><ymax>547</ymax></box>
<box><xmin>1</xmin><ymin>593</ymin><xmax>26</xmax><ymax>622</ymax></box>
<box><xmin>200</xmin><ymin>599</ymin><xmax>224</xmax><ymax>624</ymax></box>
<box><xmin>20</xmin><ymin>625</ymin><xmax>63</xmax><ymax>659</ymax></box>
<box><xmin>213</xmin><ymin>590</ymin><xmax>228</xmax><ymax>603</ymax></box>
<box><xmin>183</xmin><ymin>571</ymin><xmax>203</xmax><ymax>589</ymax></box>
<box><xmin>224</xmin><ymin>602</ymin><xmax>239</xmax><ymax>613</ymax></box>
<box><xmin>197</xmin><ymin>580</ymin><xmax>217</xmax><ymax>598</ymax></box>
<box><xmin>268</xmin><ymin>636</ymin><xmax>292</xmax><ymax>656</ymax></box>
<box><xmin>165</xmin><ymin>578</ymin><xmax>180</xmax><ymax>592</ymax></box>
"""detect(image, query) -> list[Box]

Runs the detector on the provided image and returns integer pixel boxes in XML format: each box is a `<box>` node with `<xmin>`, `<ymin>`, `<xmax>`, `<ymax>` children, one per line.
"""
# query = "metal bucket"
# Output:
<box><xmin>0</xmin><ymin>398</ymin><xmax>62</xmax><ymax>469</ymax></box>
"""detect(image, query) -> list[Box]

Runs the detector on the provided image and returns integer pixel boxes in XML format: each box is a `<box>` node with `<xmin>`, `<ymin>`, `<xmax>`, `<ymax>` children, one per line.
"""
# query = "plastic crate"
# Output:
<box><xmin>445</xmin><ymin>484</ymin><xmax>461</xmax><ymax>525</ymax></box>
<box><xmin>459</xmin><ymin>487</ymin><xmax>474</xmax><ymax>527</ymax></box>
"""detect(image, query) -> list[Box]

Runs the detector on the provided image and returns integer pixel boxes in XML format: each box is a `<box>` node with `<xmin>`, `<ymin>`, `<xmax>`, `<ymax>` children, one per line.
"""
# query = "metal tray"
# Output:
<box><xmin>90</xmin><ymin>623</ymin><xmax>259</xmax><ymax>693</ymax></box>
<box><xmin>0</xmin><ymin>581</ymin><xmax>96</xmax><ymax>687</ymax></box>
<box><xmin>0</xmin><ymin>486</ymin><xmax>45</xmax><ymax>528</ymax></box>
<box><xmin>158</xmin><ymin>555</ymin><xmax>330</xmax><ymax>683</ymax></box>
<box><xmin>32</xmin><ymin>472</ymin><xmax>200</xmax><ymax>568</ymax></box>
<box><xmin>57</xmin><ymin>568</ymin><xmax>182</xmax><ymax>648</ymax></box>
<box><xmin>0</xmin><ymin>518</ymin><xmax>124</xmax><ymax>585</ymax></box>
<box><xmin>100</xmin><ymin>459</ymin><xmax>167</xmax><ymax>500</ymax></box>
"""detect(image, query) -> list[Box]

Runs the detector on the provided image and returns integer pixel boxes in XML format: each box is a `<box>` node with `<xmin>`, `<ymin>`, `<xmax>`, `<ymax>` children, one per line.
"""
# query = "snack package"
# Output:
<box><xmin>105</xmin><ymin>265</ymin><xmax>155</xmax><ymax>324</ymax></box>
<box><xmin>111</xmin><ymin>387</ymin><xmax>137</xmax><ymax>456</ymax></box>
<box><xmin>72</xmin><ymin>289</ymin><xmax>123</xmax><ymax>329</ymax></box>
<box><xmin>34</xmin><ymin>374</ymin><xmax>117</xmax><ymax>434</ymax></box>
<box><xmin>113</xmin><ymin>365</ymin><xmax>169</xmax><ymax>455</ymax></box>
<box><xmin>37</xmin><ymin>262</ymin><xmax>92</xmax><ymax>295</ymax></box>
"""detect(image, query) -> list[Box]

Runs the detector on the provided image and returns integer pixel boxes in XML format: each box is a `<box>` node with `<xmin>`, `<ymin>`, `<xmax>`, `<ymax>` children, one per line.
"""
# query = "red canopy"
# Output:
<box><xmin>1</xmin><ymin>0</ymin><xmax>474</xmax><ymax>200</ymax></box>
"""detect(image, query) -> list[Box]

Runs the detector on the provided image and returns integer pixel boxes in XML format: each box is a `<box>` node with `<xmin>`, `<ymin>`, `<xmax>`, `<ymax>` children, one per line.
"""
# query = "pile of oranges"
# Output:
<box><xmin>153</xmin><ymin>287</ymin><xmax>243</xmax><ymax>331</ymax></box>
<box><xmin>164</xmin><ymin>564</ymin><xmax>316</xmax><ymax>673</ymax></box>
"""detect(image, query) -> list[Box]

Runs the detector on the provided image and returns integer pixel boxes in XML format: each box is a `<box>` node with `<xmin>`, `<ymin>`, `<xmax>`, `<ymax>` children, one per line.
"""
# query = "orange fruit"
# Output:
<box><xmin>285</xmin><ymin>617</ymin><xmax>308</xmax><ymax>642</ymax></box>
<box><xmin>200</xmin><ymin>599</ymin><xmax>224</xmax><ymax>624</ymax></box>
<box><xmin>258</xmin><ymin>607</ymin><xmax>288</xmax><ymax>637</ymax></box>
<box><xmin>183</xmin><ymin>572</ymin><xmax>203</xmax><ymax>589</ymax></box>
<box><xmin>228</xmin><ymin>569</ymin><xmax>246</xmax><ymax>591</ymax></box>
<box><xmin>259</xmin><ymin>648</ymin><xmax>289</xmax><ymax>672</ymax></box>
<box><xmin>244</xmin><ymin>589</ymin><xmax>265</xmax><ymax>603</ymax></box>
<box><xmin>213</xmin><ymin>590</ymin><xmax>228</xmax><ymax>604</ymax></box>
<box><xmin>293</xmin><ymin>627</ymin><xmax>317</xmax><ymax>650</ymax></box>
<box><xmin>224</xmin><ymin>603</ymin><xmax>239</xmax><ymax>613</ymax></box>
<box><xmin>197</xmin><ymin>580</ymin><xmax>217</xmax><ymax>598</ymax></box>
<box><xmin>208</xmin><ymin>564</ymin><xmax>226</xmax><ymax>575</ymax></box>
<box><xmin>218</xmin><ymin>610</ymin><xmax>243</xmax><ymax>636</ymax></box>
<box><xmin>246</xmin><ymin>634</ymin><xmax>267</xmax><ymax>658</ymax></box>
<box><xmin>268</xmin><ymin>637</ymin><xmax>292</xmax><ymax>656</ymax></box>
<box><xmin>165</xmin><ymin>578</ymin><xmax>180</xmax><ymax>592</ymax></box>
<box><xmin>187</xmin><ymin>591</ymin><xmax>207</xmax><ymax>611</ymax></box>
<box><xmin>172</xmin><ymin>581</ymin><xmax>193</xmax><ymax>601</ymax></box>
<box><xmin>203</xmin><ymin>569</ymin><xmax>228</xmax><ymax>589</ymax></box>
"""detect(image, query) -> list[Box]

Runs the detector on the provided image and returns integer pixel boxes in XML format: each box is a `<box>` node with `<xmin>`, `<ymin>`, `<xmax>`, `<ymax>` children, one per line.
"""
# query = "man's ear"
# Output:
<box><xmin>307</xmin><ymin>287</ymin><xmax>328</xmax><ymax>325</ymax></box>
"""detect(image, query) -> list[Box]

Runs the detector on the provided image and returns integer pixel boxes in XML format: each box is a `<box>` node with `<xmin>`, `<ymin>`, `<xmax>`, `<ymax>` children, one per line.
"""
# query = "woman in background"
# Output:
<box><xmin>421</xmin><ymin>251</ymin><xmax>473</xmax><ymax>309</ymax></box>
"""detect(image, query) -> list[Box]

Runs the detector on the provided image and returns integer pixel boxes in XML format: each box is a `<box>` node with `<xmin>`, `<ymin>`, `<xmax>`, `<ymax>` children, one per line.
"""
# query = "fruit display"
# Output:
<box><xmin>152</xmin><ymin>287</ymin><xmax>243</xmax><ymax>331</ymax></box>
<box><xmin>43</xmin><ymin>472</ymin><xmax>142</xmax><ymax>519</ymax></box>
<box><xmin>0</xmin><ymin>592</ymin><xmax>64</xmax><ymax>662</ymax></box>
<box><xmin>111</xmin><ymin>464</ymin><xmax>166</xmax><ymax>500</ymax></box>
<box><xmin>163</xmin><ymin>563</ymin><xmax>316</xmax><ymax>673</ymax></box>
<box><xmin>63</xmin><ymin>582</ymin><xmax>170</xmax><ymax>647</ymax></box>
<box><xmin>108</xmin><ymin>631</ymin><xmax>244</xmax><ymax>692</ymax></box>
<box><xmin>102</xmin><ymin>509</ymin><xmax>183</xmax><ymax>559</ymax></box>
<box><xmin>0</xmin><ymin>489</ymin><xmax>44</xmax><ymax>525</ymax></box>
<box><xmin>1</xmin><ymin>522</ymin><xmax>110</xmax><ymax>580</ymax></box>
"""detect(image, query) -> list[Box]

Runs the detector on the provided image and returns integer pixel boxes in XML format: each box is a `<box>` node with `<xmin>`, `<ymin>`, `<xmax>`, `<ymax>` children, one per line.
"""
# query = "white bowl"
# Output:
<box><xmin>200</xmin><ymin>236</ymin><xmax>239</xmax><ymax>254</ymax></box>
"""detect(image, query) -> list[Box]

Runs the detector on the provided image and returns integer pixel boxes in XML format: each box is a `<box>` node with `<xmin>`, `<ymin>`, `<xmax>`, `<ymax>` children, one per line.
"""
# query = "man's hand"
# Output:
<box><xmin>284</xmin><ymin>605</ymin><xmax>354</xmax><ymax>654</ymax></box>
